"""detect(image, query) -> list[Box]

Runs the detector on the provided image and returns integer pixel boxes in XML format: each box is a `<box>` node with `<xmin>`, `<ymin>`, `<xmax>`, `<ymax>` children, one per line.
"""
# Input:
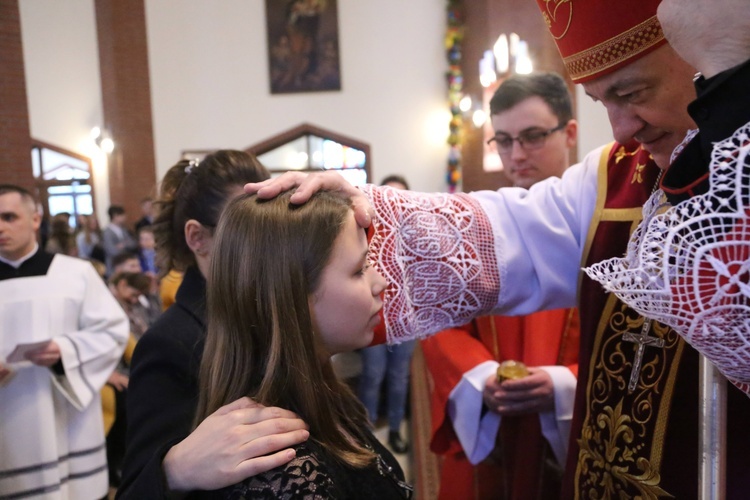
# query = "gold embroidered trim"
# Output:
<box><xmin>540</xmin><ymin>0</ymin><xmax>573</xmax><ymax>40</ymax></box>
<box><xmin>555</xmin><ymin>308</ymin><xmax>577</xmax><ymax>366</ymax></box>
<box><xmin>614</xmin><ymin>144</ymin><xmax>641</xmax><ymax>164</ymax></box>
<box><xmin>575</xmin><ymin>295</ymin><xmax>684</xmax><ymax>498</ymax></box>
<box><xmin>577</xmin><ymin>143</ymin><xmax>613</xmax><ymax>303</ymax></box>
<box><xmin>600</xmin><ymin>207</ymin><xmax>646</xmax><ymax>222</ymax></box>
<box><xmin>632</xmin><ymin>162</ymin><xmax>647</xmax><ymax>184</ymax></box>
<box><xmin>564</xmin><ymin>16</ymin><xmax>664</xmax><ymax>81</ymax></box>
<box><xmin>574</xmin><ymin>164</ymin><xmax>686</xmax><ymax>496</ymax></box>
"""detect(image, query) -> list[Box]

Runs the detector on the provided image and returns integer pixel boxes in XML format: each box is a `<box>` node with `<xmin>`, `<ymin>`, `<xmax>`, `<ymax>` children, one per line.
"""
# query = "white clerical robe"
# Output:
<box><xmin>0</xmin><ymin>254</ymin><xmax>128</xmax><ymax>499</ymax></box>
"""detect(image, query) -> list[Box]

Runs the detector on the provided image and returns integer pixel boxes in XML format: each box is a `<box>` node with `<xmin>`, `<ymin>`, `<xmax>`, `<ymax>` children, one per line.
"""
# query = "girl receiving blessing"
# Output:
<box><xmin>196</xmin><ymin>190</ymin><xmax>413</xmax><ymax>499</ymax></box>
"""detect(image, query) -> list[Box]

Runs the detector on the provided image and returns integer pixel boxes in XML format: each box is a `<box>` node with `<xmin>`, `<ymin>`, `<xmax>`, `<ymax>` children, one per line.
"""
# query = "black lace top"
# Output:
<box><xmin>217</xmin><ymin>433</ymin><xmax>412</xmax><ymax>500</ymax></box>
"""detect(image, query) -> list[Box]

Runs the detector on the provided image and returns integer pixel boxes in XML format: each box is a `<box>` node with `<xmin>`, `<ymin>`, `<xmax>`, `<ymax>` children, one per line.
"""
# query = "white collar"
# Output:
<box><xmin>0</xmin><ymin>243</ymin><xmax>39</xmax><ymax>269</ymax></box>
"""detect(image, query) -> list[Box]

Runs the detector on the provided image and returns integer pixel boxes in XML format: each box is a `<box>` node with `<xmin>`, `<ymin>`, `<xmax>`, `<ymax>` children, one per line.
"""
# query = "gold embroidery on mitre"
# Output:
<box><xmin>564</xmin><ymin>16</ymin><xmax>664</xmax><ymax>82</ymax></box>
<box><xmin>540</xmin><ymin>0</ymin><xmax>573</xmax><ymax>40</ymax></box>
<box><xmin>575</xmin><ymin>299</ymin><xmax>683</xmax><ymax>498</ymax></box>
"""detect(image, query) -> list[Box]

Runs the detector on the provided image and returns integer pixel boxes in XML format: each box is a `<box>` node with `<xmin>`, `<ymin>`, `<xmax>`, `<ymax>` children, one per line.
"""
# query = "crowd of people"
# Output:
<box><xmin>3</xmin><ymin>0</ymin><xmax>750</xmax><ymax>498</ymax></box>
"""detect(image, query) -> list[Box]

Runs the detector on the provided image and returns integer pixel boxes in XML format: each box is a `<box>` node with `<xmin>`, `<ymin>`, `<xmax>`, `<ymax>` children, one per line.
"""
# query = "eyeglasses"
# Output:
<box><xmin>487</xmin><ymin>123</ymin><xmax>566</xmax><ymax>153</ymax></box>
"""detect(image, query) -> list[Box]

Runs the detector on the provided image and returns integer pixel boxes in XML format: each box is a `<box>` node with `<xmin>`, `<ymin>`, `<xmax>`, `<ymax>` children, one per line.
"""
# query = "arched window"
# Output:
<box><xmin>31</xmin><ymin>140</ymin><xmax>96</xmax><ymax>228</ymax></box>
<box><xmin>182</xmin><ymin>123</ymin><xmax>371</xmax><ymax>186</ymax></box>
<box><xmin>248</xmin><ymin>123</ymin><xmax>370</xmax><ymax>186</ymax></box>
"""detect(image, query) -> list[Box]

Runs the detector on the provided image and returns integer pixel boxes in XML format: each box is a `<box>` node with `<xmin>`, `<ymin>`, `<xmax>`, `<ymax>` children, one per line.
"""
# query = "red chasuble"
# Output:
<box><xmin>567</xmin><ymin>142</ymin><xmax>750</xmax><ymax>498</ymax></box>
<box><xmin>421</xmin><ymin>308</ymin><xmax>579</xmax><ymax>500</ymax></box>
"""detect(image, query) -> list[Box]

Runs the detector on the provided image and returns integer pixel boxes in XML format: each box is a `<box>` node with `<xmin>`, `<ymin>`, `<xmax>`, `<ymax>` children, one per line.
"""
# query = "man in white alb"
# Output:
<box><xmin>0</xmin><ymin>184</ymin><xmax>128</xmax><ymax>499</ymax></box>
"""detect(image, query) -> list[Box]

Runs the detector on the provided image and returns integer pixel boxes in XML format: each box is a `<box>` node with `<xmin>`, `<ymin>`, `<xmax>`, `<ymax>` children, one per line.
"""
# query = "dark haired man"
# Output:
<box><xmin>0</xmin><ymin>184</ymin><xmax>128</xmax><ymax>499</ymax></box>
<box><xmin>422</xmin><ymin>72</ymin><xmax>579</xmax><ymax>499</ymax></box>
<box><xmin>487</xmin><ymin>72</ymin><xmax>576</xmax><ymax>189</ymax></box>
<box><xmin>103</xmin><ymin>205</ymin><xmax>138</xmax><ymax>276</ymax></box>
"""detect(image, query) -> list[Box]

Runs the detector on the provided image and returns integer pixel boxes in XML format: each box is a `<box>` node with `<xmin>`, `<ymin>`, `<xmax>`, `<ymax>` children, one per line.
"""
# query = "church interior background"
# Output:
<box><xmin>1</xmin><ymin>1</ymin><xmax>614</xmax><ymax>497</ymax></box>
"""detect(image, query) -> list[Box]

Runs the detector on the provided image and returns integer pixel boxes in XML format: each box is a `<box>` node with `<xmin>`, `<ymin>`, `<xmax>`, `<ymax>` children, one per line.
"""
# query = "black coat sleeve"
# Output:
<box><xmin>117</xmin><ymin>312</ymin><xmax>203</xmax><ymax>499</ymax></box>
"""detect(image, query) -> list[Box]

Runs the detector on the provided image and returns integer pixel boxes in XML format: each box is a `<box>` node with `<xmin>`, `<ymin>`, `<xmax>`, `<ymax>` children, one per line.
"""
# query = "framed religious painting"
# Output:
<box><xmin>265</xmin><ymin>0</ymin><xmax>342</xmax><ymax>94</ymax></box>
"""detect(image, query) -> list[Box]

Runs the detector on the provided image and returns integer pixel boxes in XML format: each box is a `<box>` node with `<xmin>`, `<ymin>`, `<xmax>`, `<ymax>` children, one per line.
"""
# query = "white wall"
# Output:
<box><xmin>20</xmin><ymin>1</ymin><xmax>611</xmax><ymax>202</ymax></box>
<box><xmin>19</xmin><ymin>0</ymin><xmax>110</xmax><ymax>221</ymax></box>
<box><xmin>144</xmin><ymin>0</ymin><xmax>449</xmax><ymax>193</ymax></box>
<box><xmin>21</xmin><ymin>0</ymin><xmax>448</xmax><ymax>202</ymax></box>
<box><xmin>575</xmin><ymin>85</ymin><xmax>613</xmax><ymax>160</ymax></box>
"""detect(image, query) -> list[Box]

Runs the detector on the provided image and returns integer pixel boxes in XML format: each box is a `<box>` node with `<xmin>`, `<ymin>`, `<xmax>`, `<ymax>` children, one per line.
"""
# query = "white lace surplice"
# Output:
<box><xmin>585</xmin><ymin>123</ymin><xmax>750</xmax><ymax>395</ymax></box>
<box><xmin>362</xmin><ymin>186</ymin><xmax>500</xmax><ymax>344</ymax></box>
<box><xmin>361</xmin><ymin>145</ymin><xmax>600</xmax><ymax>345</ymax></box>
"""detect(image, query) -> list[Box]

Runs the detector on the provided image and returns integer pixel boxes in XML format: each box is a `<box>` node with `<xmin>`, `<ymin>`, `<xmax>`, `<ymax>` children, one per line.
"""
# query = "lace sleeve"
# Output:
<box><xmin>222</xmin><ymin>446</ymin><xmax>338</xmax><ymax>500</ymax></box>
<box><xmin>585</xmin><ymin>122</ymin><xmax>750</xmax><ymax>394</ymax></box>
<box><xmin>362</xmin><ymin>185</ymin><xmax>500</xmax><ymax>344</ymax></box>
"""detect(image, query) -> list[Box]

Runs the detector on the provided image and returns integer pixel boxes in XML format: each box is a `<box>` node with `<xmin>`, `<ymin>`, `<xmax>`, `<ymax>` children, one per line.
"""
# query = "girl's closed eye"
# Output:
<box><xmin>355</xmin><ymin>251</ymin><xmax>371</xmax><ymax>276</ymax></box>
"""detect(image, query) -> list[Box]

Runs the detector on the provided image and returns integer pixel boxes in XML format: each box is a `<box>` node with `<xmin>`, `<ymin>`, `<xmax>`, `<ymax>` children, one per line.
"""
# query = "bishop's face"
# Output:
<box><xmin>0</xmin><ymin>192</ymin><xmax>41</xmax><ymax>261</ymax></box>
<box><xmin>582</xmin><ymin>45</ymin><xmax>697</xmax><ymax>169</ymax></box>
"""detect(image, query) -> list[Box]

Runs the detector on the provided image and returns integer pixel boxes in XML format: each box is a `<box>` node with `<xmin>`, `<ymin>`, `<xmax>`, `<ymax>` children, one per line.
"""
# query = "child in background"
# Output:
<box><xmin>137</xmin><ymin>225</ymin><xmax>158</xmax><ymax>276</ymax></box>
<box><xmin>110</xmin><ymin>253</ymin><xmax>161</xmax><ymax>331</ymax></box>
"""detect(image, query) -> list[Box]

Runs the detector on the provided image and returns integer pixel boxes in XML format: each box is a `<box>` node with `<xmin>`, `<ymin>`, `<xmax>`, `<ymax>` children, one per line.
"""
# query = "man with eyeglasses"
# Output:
<box><xmin>244</xmin><ymin>0</ymin><xmax>750</xmax><ymax>496</ymax></box>
<box><xmin>486</xmin><ymin>73</ymin><xmax>577</xmax><ymax>189</ymax></box>
<box><xmin>421</xmin><ymin>72</ymin><xmax>580</xmax><ymax>499</ymax></box>
<box><xmin>487</xmin><ymin>123</ymin><xmax>566</xmax><ymax>186</ymax></box>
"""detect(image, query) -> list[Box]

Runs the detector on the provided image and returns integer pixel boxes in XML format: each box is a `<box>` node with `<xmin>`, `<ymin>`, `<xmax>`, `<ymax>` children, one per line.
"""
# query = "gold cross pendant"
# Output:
<box><xmin>622</xmin><ymin>318</ymin><xmax>665</xmax><ymax>393</ymax></box>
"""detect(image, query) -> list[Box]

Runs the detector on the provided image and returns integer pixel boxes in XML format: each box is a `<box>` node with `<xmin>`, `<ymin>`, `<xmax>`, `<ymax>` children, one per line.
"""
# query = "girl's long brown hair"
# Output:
<box><xmin>196</xmin><ymin>191</ymin><xmax>375</xmax><ymax>467</ymax></box>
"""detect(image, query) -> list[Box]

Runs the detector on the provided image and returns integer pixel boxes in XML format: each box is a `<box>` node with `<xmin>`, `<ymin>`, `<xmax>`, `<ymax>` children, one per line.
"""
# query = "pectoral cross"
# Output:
<box><xmin>623</xmin><ymin>318</ymin><xmax>665</xmax><ymax>393</ymax></box>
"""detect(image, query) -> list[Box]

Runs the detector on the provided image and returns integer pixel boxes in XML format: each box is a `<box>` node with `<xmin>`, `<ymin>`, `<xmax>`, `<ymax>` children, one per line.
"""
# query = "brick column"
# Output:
<box><xmin>95</xmin><ymin>0</ymin><xmax>157</xmax><ymax>224</ymax></box>
<box><xmin>0</xmin><ymin>0</ymin><xmax>34</xmax><ymax>191</ymax></box>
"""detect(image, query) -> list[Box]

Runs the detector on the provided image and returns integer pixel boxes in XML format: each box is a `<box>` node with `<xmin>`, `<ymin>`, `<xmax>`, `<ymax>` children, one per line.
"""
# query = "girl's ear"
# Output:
<box><xmin>185</xmin><ymin>219</ymin><xmax>210</xmax><ymax>257</ymax></box>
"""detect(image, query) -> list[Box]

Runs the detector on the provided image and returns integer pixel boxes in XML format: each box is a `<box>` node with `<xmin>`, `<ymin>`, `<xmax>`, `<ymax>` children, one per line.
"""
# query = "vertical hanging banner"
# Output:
<box><xmin>445</xmin><ymin>1</ymin><xmax>464</xmax><ymax>192</ymax></box>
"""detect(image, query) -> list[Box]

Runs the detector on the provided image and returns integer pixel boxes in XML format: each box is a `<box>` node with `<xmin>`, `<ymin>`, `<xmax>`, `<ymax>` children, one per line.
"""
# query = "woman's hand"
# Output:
<box><xmin>245</xmin><ymin>171</ymin><xmax>373</xmax><ymax>228</ymax></box>
<box><xmin>162</xmin><ymin>397</ymin><xmax>310</xmax><ymax>492</ymax></box>
<box><xmin>107</xmin><ymin>371</ymin><xmax>129</xmax><ymax>391</ymax></box>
